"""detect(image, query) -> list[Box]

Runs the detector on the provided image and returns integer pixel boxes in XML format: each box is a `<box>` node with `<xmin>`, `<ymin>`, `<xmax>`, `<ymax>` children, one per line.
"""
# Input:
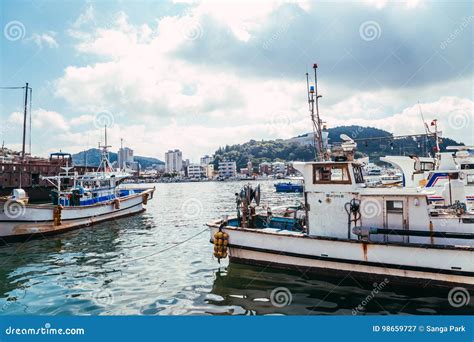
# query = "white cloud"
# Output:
<box><xmin>30</xmin><ymin>32</ymin><xmax>59</xmax><ymax>48</ymax></box>
<box><xmin>72</xmin><ymin>5</ymin><xmax>95</xmax><ymax>28</ymax></box>
<box><xmin>46</xmin><ymin>2</ymin><xmax>472</xmax><ymax>161</ymax></box>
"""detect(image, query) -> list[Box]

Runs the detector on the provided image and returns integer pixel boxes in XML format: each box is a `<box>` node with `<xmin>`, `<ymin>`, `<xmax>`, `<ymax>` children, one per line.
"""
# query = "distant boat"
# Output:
<box><xmin>274</xmin><ymin>182</ymin><xmax>303</xmax><ymax>193</ymax></box>
<box><xmin>274</xmin><ymin>177</ymin><xmax>303</xmax><ymax>192</ymax></box>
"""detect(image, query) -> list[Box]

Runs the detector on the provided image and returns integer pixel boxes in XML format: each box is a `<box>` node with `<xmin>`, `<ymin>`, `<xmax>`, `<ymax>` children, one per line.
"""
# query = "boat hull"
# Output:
<box><xmin>0</xmin><ymin>189</ymin><xmax>154</xmax><ymax>241</ymax></box>
<box><xmin>208</xmin><ymin>223</ymin><xmax>474</xmax><ymax>289</ymax></box>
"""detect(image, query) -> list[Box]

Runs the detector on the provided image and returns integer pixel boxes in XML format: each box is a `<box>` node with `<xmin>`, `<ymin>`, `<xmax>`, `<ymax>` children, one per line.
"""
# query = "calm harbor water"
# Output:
<box><xmin>0</xmin><ymin>180</ymin><xmax>471</xmax><ymax>315</ymax></box>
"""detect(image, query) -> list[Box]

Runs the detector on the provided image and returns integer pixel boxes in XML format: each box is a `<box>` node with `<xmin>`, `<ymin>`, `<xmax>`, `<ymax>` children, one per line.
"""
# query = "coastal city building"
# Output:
<box><xmin>259</xmin><ymin>162</ymin><xmax>271</xmax><ymax>175</ymax></box>
<box><xmin>117</xmin><ymin>147</ymin><xmax>134</xmax><ymax>170</ymax></box>
<box><xmin>272</xmin><ymin>161</ymin><xmax>286</xmax><ymax>175</ymax></box>
<box><xmin>187</xmin><ymin>164</ymin><xmax>203</xmax><ymax>179</ymax></box>
<box><xmin>288</xmin><ymin>126</ymin><xmax>329</xmax><ymax>149</ymax></box>
<box><xmin>165</xmin><ymin>149</ymin><xmax>183</xmax><ymax>173</ymax></box>
<box><xmin>200</xmin><ymin>155</ymin><xmax>213</xmax><ymax>166</ymax></box>
<box><xmin>218</xmin><ymin>161</ymin><xmax>237</xmax><ymax>178</ymax></box>
<box><xmin>204</xmin><ymin>164</ymin><xmax>214</xmax><ymax>179</ymax></box>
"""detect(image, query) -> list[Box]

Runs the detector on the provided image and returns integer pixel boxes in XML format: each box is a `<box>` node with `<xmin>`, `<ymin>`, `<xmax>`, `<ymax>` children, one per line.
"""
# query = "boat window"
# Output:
<box><xmin>387</xmin><ymin>200</ymin><xmax>403</xmax><ymax>213</ymax></box>
<box><xmin>467</xmin><ymin>175</ymin><xmax>474</xmax><ymax>185</ymax></box>
<box><xmin>352</xmin><ymin>165</ymin><xmax>365</xmax><ymax>183</ymax></box>
<box><xmin>313</xmin><ymin>164</ymin><xmax>352</xmax><ymax>184</ymax></box>
<box><xmin>420</xmin><ymin>162</ymin><xmax>434</xmax><ymax>171</ymax></box>
<box><xmin>461</xmin><ymin>163</ymin><xmax>474</xmax><ymax>170</ymax></box>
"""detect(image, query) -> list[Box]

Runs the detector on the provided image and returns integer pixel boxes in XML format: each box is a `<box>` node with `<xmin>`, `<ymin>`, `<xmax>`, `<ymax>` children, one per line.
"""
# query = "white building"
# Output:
<box><xmin>218</xmin><ymin>161</ymin><xmax>237</xmax><ymax>178</ymax></box>
<box><xmin>272</xmin><ymin>161</ymin><xmax>286</xmax><ymax>175</ymax></box>
<box><xmin>200</xmin><ymin>155</ymin><xmax>213</xmax><ymax>165</ymax></box>
<box><xmin>165</xmin><ymin>149</ymin><xmax>183</xmax><ymax>173</ymax></box>
<box><xmin>118</xmin><ymin>147</ymin><xmax>134</xmax><ymax>170</ymax></box>
<box><xmin>187</xmin><ymin>164</ymin><xmax>203</xmax><ymax>179</ymax></box>
<box><xmin>288</xmin><ymin>127</ymin><xmax>329</xmax><ymax>149</ymax></box>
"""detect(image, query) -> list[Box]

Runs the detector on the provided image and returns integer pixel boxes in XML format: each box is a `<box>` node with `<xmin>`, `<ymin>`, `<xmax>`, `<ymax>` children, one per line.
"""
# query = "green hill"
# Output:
<box><xmin>213</xmin><ymin>125</ymin><xmax>463</xmax><ymax>170</ymax></box>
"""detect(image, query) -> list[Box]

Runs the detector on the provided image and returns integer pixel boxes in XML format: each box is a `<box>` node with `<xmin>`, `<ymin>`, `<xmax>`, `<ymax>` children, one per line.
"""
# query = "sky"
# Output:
<box><xmin>0</xmin><ymin>0</ymin><xmax>473</xmax><ymax>162</ymax></box>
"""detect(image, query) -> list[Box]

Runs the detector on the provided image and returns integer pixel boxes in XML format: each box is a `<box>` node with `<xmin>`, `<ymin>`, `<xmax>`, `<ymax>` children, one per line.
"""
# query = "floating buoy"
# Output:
<box><xmin>213</xmin><ymin>229</ymin><xmax>229</xmax><ymax>261</ymax></box>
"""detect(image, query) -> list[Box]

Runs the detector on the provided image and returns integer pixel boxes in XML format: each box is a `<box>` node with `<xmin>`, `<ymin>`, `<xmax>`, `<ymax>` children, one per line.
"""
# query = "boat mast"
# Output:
<box><xmin>306</xmin><ymin>64</ymin><xmax>325</xmax><ymax>161</ymax></box>
<box><xmin>21</xmin><ymin>82</ymin><xmax>29</xmax><ymax>160</ymax></box>
<box><xmin>97</xmin><ymin>125</ymin><xmax>112</xmax><ymax>173</ymax></box>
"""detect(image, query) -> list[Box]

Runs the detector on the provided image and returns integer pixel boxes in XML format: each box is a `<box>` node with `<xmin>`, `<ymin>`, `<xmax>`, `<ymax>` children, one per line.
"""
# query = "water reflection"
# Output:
<box><xmin>208</xmin><ymin>263</ymin><xmax>474</xmax><ymax>315</ymax></box>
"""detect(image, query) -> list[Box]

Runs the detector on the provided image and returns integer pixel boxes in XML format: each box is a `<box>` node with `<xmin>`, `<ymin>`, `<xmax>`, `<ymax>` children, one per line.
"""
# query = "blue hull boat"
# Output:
<box><xmin>274</xmin><ymin>182</ymin><xmax>303</xmax><ymax>193</ymax></box>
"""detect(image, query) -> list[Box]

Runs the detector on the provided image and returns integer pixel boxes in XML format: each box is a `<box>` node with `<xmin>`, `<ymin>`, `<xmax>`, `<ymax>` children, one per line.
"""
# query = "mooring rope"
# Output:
<box><xmin>123</xmin><ymin>227</ymin><xmax>209</xmax><ymax>263</ymax></box>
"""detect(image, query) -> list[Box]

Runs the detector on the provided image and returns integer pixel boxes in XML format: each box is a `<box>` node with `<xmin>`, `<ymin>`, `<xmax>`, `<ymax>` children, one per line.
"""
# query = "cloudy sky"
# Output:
<box><xmin>1</xmin><ymin>0</ymin><xmax>472</xmax><ymax>162</ymax></box>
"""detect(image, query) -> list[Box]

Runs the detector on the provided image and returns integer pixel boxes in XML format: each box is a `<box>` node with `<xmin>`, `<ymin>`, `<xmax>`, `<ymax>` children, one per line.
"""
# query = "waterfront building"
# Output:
<box><xmin>218</xmin><ymin>161</ymin><xmax>237</xmax><ymax>178</ymax></box>
<box><xmin>187</xmin><ymin>164</ymin><xmax>203</xmax><ymax>179</ymax></box>
<box><xmin>165</xmin><ymin>149</ymin><xmax>182</xmax><ymax>173</ymax></box>
<box><xmin>200</xmin><ymin>155</ymin><xmax>213</xmax><ymax>166</ymax></box>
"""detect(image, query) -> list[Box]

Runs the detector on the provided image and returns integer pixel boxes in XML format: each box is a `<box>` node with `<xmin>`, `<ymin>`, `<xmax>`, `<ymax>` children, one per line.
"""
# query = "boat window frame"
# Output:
<box><xmin>386</xmin><ymin>200</ymin><xmax>403</xmax><ymax>213</ymax></box>
<box><xmin>312</xmin><ymin>163</ymin><xmax>352</xmax><ymax>185</ymax></box>
<box><xmin>352</xmin><ymin>164</ymin><xmax>365</xmax><ymax>184</ymax></box>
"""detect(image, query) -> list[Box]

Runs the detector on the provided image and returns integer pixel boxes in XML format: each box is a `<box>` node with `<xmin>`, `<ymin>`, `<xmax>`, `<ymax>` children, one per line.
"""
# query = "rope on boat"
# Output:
<box><xmin>124</xmin><ymin>228</ymin><xmax>209</xmax><ymax>263</ymax></box>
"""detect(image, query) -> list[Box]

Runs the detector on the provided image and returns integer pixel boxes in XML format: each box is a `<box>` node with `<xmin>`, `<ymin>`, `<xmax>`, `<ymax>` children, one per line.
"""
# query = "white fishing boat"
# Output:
<box><xmin>0</xmin><ymin>129</ymin><xmax>155</xmax><ymax>242</ymax></box>
<box><xmin>382</xmin><ymin>146</ymin><xmax>474</xmax><ymax>211</ymax></box>
<box><xmin>207</xmin><ymin>65</ymin><xmax>473</xmax><ymax>289</ymax></box>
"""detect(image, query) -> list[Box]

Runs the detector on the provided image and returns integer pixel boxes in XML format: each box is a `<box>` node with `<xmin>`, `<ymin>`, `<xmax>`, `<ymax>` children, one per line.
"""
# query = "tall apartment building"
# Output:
<box><xmin>165</xmin><ymin>149</ymin><xmax>183</xmax><ymax>173</ymax></box>
<box><xmin>218</xmin><ymin>161</ymin><xmax>237</xmax><ymax>178</ymax></box>
<box><xmin>117</xmin><ymin>147</ymin><xmax>134</xmax><ymax>170</ymax></box>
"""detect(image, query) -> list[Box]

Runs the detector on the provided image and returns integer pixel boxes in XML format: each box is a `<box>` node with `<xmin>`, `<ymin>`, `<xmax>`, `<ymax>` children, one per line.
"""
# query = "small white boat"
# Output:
<box><xmin>0</xmin><ymin>130</ymin><xmax>155</xmax><ymax>242</ymax></box>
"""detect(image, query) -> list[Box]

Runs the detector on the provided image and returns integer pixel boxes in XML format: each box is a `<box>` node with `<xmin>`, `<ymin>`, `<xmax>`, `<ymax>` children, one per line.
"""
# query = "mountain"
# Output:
<box><xmin>213</xmin><ymin>125</ymin><xmax>463</xmax><ymax>170</ymax></box>
<box><xmin>72</xmin><ymin>149</ymin><xmax>164</xmax><ymax>168</ymax></box>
